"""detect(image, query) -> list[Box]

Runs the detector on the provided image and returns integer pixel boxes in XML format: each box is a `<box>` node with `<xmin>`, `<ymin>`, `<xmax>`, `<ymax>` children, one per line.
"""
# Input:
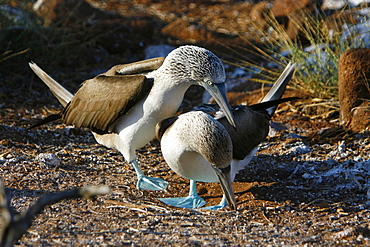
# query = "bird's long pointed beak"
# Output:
<box><xmin>212</xmin><ymin>165</ymin><xmax>237</xmax><ymax>210</ymax></box>
<box><xmin>201</xmin><ymin>81</ymin><xmax>236</xmax><ymax>128</ymax></box>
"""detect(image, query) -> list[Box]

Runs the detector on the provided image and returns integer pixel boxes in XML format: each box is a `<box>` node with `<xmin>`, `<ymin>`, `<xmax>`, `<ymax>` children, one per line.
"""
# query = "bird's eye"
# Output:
<box><xmin>207</xmin><ymin>80</ymin><xmax>213</xmax><ymax>86</ymax></box>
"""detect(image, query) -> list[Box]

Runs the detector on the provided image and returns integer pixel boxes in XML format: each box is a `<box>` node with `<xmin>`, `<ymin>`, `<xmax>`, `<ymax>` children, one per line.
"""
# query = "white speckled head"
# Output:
<box><xmin>178</xmin><ymin>111</ymin><xmax>232</xmax><ymax>168</ymax></box>
<box><xmin>159</xmin><ymin>45</ymin><xmax>235</xmax><ymax>127</ymax></box>
<box><xmin>160</xmin><ymin>45</ymin><xmax>226</xmax><ymax>85</ymax></box>
<box><xmin>157</xmin><ymin>111</ymin><xmax>233</xmax><ymax>181</ymax></box>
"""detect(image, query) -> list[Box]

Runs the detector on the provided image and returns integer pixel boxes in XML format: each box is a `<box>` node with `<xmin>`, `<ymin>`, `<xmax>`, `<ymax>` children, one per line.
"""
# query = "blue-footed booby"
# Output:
<box><xmin>29</xmin><ymin>45</ymin><xmax>236</xmax><ymax>191</ymax></box>
<box><xmin>156</xmin><ymin>62</ymin><xmax>297</xmax><ymax>209</ymax></box>
<box><xmin>156</xmin><ymin>111</ymin><xmax>236</xmax><ymax>210</ymax></box>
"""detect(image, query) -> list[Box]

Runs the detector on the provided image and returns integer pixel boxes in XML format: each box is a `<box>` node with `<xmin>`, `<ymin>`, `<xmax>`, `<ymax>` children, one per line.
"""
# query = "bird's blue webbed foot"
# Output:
<box><xmin>201</xmin><ymin>196</ymin><xmax>228</xmax><ymax>210</ymax></box>
<box><xmin>158</xmin><ymin>180</ymin><xmax>206</xmax><ymax>209</ymax></box>
<box><xmin>131</xmin><ymin>160</ymin><xmax>168</xmax><ymax>191</ymax></box>
<box><xmin>136</xmin><ymin>176</ymin><xmax>168</xmax><ymax>191</ymax></box>
<box><xmin>158</xmin><ymin>194</ymin><xmax>206</xmax><ymax>209</ymax></box>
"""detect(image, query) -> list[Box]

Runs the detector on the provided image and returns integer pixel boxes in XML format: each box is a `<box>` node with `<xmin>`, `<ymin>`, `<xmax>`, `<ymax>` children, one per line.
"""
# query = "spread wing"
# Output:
<box><xmin>103</xmin><ymin>57</ymin><xmax>165</xmax><ymax>76</ymax></box>
<box><xmin>62</xmin><ymin>74</ymin><xmax>153</xmax><ymax>132</ymax></box>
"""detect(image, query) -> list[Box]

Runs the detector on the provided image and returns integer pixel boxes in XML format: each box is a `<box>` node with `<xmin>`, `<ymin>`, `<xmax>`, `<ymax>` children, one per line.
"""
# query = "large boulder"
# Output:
<box><xmin>32</xmin><ymin>0</ymin><xmax>113</xmax><ymax>26</ymax></box>
<box><xmin>271</xmin><ymin>0</ymin><xmax>323</xmax><ymax>43</ymax></box>
<box><xmin>271</xmin><ymin>0</ymin><xmax>319</xmax><ymax>17</ymax></box>
<box><xmin>161</xmin><ymin>17</ymin><xmax>213</xmax><ymax>43</ymax></box>
<box><xmin>31</xmin><ymin>0</ymin><xmax>159</xmax><ymax>54</ymax></box>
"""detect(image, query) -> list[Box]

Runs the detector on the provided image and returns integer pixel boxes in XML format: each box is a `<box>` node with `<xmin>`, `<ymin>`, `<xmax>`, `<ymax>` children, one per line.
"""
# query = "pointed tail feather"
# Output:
<box><xmin>28</xmin><ymin>114</ymin><xmax>62</xmax><ymax>129</ymax></box>
<box><xmin>29</xmin><ymin>62</ymin><xmax>74</xmax><ymax>107</ymax></box>
<box><xmin>248</xmin><ymin>97</ymin><xmax>300</xmax><ymax>112</ymax></box>
<box><xmin>262</xmin><ymin>62</ymin><xmax>296</xmax><ymax>116</ymax></box>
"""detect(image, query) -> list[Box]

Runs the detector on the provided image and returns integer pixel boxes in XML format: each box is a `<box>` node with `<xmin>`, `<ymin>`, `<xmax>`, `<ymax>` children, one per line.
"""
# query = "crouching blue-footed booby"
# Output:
<box><xmin>156</xmin><ymin>111</ymin><xmax>236</xmax><ymax>210</ymax></box>
<box><xmin>156</xmin><ymin>62</ymin><xmax>297</xmax><ymax>210</ymax></box>
<box><xmin>29</xmin><ymin>45</ymin><xmax>236</xmax><ymax>191</ymax></box>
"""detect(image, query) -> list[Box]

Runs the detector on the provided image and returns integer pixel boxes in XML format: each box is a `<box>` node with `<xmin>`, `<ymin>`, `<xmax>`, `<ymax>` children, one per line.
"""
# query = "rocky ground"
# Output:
<box><xmin>1</xmin><ymin>0</ymin><xmax>370</xmax><ymax>246</ymax></box>
<box><xmin>1</xmin><ymin>88</ymin><xmax>370</xmax><ymax>246</ymax></box>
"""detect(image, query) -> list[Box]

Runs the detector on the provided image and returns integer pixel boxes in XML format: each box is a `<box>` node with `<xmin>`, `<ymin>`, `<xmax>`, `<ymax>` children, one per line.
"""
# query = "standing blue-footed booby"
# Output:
<box><xmin>29</xmin><ymin>45</ymin><xmax>236</xmax><ymax>191</ymax></box>
<box><xmin>156</xmin><ymin>62</ymin><xmax>297</xmax><ymax>209</ymax></box>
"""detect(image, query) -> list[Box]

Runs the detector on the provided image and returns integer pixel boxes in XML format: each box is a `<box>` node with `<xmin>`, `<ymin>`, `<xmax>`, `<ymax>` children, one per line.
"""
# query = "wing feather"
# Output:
<box><xmin>218</xmin><ymin>107</ymin><xmax>270</xmax><ymax>160</ymax></box>
<box><xmin>104</xmin><ymin>57</ymin><xmax>165</xmax><ymax>76</ymax></box>
<box><xmin>62</xmin><ymin>74</ymin><xmax>153</xmax><ymax>132</ymax></box>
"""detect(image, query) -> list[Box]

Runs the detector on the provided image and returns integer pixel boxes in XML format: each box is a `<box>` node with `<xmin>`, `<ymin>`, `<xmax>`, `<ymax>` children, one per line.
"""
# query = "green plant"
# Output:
<box><xmin>272</xmin><ymin>9</ymin><xmax>369</xmax><ymax>99</ymax></box>
<box><xmin>221</xmin><ymin>7</ymin><xmax>370</xmax><ymax>100</ymax></box>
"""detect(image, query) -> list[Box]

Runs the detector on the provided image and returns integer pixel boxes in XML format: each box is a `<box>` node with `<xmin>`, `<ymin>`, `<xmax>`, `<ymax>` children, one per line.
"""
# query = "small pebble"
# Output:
<box><xmin>36</xmin><ymin>153</ymin><xmax>61</xmax><ymax>166</ymax></box>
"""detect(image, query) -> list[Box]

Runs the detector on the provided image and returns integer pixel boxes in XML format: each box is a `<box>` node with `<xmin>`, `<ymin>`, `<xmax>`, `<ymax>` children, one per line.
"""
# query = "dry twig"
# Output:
<box><xmin>0</xmin><ymin>179</ymin><xmax>110</xmax><ymax>247</ymax></box>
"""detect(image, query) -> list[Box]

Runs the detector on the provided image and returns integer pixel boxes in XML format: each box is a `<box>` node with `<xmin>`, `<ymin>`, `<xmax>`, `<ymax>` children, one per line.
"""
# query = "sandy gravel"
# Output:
<box><xmin>1</xmin><ymin>101</ymin><xmax>370</xmax><ymax>246</ymax></box>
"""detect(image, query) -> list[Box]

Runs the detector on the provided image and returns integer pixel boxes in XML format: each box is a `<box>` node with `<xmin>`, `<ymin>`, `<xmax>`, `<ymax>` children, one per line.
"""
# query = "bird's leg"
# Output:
<box><xmin>201</xmin><ymin>195</ymin><xmax>228</xmax><ymax>210</ymax></box>
<box><xmin>130</xmin><ymin>160</ymin><xmax>168</xmax><ymax>191</ymax></box>
<box><xmin>158</xmin><ymin>180</ymin><xmax>206</xmax><ymax>209</ymax></box>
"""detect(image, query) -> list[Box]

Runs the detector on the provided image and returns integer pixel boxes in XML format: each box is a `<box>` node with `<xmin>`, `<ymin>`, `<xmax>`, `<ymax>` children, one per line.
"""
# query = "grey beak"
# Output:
<box><xmin>212</xmin><ymin>165</ymin><xmax>237</xmax><ymax>210</ymax></box>
<box><xmin>201</xmin><ymin>81</ymin><xmax>236</xmax><ymax>128</ymax></box>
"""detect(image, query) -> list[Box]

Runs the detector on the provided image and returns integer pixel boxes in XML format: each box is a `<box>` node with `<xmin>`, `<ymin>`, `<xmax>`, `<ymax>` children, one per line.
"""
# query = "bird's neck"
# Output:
<box><xmin>145</xmin><ymin>76</ymin><xmax>190</xmax><ymax>120</ymax></box>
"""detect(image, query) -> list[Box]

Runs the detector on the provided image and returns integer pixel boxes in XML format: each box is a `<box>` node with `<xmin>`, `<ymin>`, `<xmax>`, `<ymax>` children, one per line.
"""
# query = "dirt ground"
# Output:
<box><xmin>1</xmin><ymin>0</ymin><xmax>370</xmax><ymax>246</ymax></box>
<box><xmin>1</xmin><ymin>83</ymin><xmax>370</xmax><ymax>246</ymax></box>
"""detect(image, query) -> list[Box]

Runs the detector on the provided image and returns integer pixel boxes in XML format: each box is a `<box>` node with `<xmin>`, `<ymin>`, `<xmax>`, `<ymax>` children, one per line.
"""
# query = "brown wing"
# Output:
<box><xmin>62</xmin><ymin>74</ymin><xmax>153</xmax><ymax>132</ymax></box>
<box><xmin>103</xmin><ymin>57</ymin><xmax>165</xmax><ymax>76</ymax></box>
<box><xmin>218</xmin><ymin>107</ymin><xmax>270</xmax><ymax>160</ymax></box>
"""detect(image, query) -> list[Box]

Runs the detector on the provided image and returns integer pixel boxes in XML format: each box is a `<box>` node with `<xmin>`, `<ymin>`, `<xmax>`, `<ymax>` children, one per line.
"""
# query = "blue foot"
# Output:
<box><xmin>158</xmin><ymin>180</ymin><xmax>206</xmax><ymax>209</ymax></box>
<box><xmin>158</xmin><ymin>195</ymin><xmax>206</xmax><ymax>209</ymax></box>
<box><xmin>136</xmin><ymin>176</ymin><xmax>168</xmax><ymax>191</ymax></box>
<box><xmin>200</xmin><ymin>196</ymin><xmax>228</xmax><ymax>210</ymax></box>
<box><xmin>130</xmin><ymin>160</ymin><xmax>168</xmax><ymax>191</ymax></box>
